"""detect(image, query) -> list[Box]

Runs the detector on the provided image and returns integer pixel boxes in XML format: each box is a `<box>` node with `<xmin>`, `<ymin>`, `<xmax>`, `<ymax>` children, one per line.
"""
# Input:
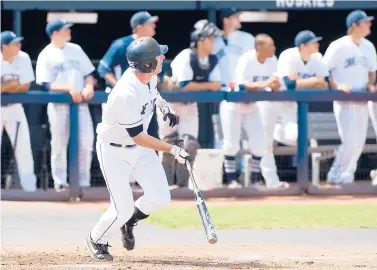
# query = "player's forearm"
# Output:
<box><xmin>296</xmin><ymin>77</ymin><xmax>327</xmax><ymax>89</ymax></box>
<box><xmin>183</xmin><ymin>81</ymin><xmax>221</xmax><ymax>91</ymax></box>
<box><xmin>242</xmin><ymin>81</ymin><xmax>269</xmax><ymax>91</ymax></box>
<box><xmin>367</xmin><ymin>72</ymin><xmax>376</xmax><ymax>87</ymax></box>
<box><xmin>156</xmin><ymin>93</ymin><xmax>172</xmax><ymax>112</ymax></box>
<box><xmin>14</xmin><ymin>83</ymin><xmax>31</xmax><ymax>93</ymax></box>
<box><xmin>48</xmin><ymin>83</ymin><xmax>72</xmax><ymax>92</ymax></box>
<box><xmin>104</xmin><ymin>73</ymin><xmax>118</xmax><ymax>87</ymax></box>
<box><xmin>1</xmin><ymin>80</ymin><xmax>20</xmax><ymax>93</ymax></box>
<box><xmin>85</xmin><ymin>75</ymin><xmax>95</xmax><ymax>87</ymax></box>
<box><xmin>132</xmin><ymin>133</ymin><xmax>172</xmax><ymax>153</ymax></box>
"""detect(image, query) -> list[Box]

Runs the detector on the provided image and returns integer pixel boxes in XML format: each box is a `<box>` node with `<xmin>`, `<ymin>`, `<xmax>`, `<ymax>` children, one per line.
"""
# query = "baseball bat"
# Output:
<box><xmin>185</xmin><ymin>157</ymin><xmax>218</xmax><ymax>244</ymax></box>
<box><xmin>5</xmin><ymin>121</ymin><xmax>21</xmax><ymax>190</ymax></box>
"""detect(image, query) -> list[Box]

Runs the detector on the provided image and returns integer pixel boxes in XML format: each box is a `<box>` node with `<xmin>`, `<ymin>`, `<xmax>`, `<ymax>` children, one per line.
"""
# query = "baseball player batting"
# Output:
<box><xmin>213</xmin><ymin>8</ymin><xmax>256</xmax><ymax>188</ymax></box>
<box><xmin>1</xmin><ymin>31</ymin><xmax>37</xmax><ymax>192</ymax></box>
<box><xmin>36</xmin><ymin>19</ymin><xmax>96</xmax><ymax>191</ymax></box>
<box><xmin>258</xmin><ymin>30</ymin><xmax>330</xmax><ymax>187</ymax></box>
<box><xmin>85</xmin><ymin>37</ymin><xmax>189</xmax><ymax>261</ymax></box>
<box><xmin>323</xmin><ymin>10</ymin><xmax>376</xmax><ymax>184</ymax></box>
<box><xmin>220</xmin><ymin>34</ymin><xmax>282</xmax><ymax>187</ymax></box>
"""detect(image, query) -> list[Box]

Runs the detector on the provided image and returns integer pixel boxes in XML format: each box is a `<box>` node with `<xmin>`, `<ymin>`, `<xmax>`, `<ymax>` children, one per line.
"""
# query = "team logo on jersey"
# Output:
<box><xmin>344</xmin><ymin>56</ymin><xmax>369</xmax><ymax>69</ymax></box>
<box><xmin>141</xmin><ymin>103</ymin><xmax>148</xmax><ymax>115</ymax></box>
<box><xmin>252</xmin><ymin>76</ymin><xmax>270</xmax><ymax>82</ymax></box>
<box><xmin>297</xmin><ymin>72</ymin><xmax>316</xmax><ymax>79</ymax></box>
<box><xmin>1</xmin><ymin>73</ymin><xmax>19</xmax><ymax>82</ymax></box>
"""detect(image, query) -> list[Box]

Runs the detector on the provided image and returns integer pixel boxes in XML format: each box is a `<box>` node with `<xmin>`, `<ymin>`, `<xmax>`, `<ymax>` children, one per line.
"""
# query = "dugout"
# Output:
<box><xmin>1</xmin><ymin>1</ymin><xmax>377</xmax><ymax>189</ymax></box>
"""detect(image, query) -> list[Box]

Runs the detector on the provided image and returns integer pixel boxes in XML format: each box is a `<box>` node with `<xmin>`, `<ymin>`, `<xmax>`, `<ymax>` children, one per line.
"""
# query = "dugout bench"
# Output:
<box><xmin>211</xmin><ymin>112</ymin><xmax>377</xmax><ymax>187</ymax></box>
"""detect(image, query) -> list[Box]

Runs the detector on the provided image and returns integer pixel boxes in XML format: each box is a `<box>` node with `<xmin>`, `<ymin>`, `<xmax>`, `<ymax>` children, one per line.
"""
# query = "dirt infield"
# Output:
<box><xmin>2</xmin><ymin>244</ymin><xmax>377</xmax><ymax>269</ymax></box>
<box><xmin>2</xmin><ymin>197</ymin><xmax>377</xmax><ymax>269</ymax></box>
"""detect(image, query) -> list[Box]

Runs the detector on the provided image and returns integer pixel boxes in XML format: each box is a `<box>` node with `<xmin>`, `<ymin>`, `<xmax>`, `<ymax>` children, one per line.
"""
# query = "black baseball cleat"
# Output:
<box><xmin>120</xmin><ymin>222</ymin><xmax>137</xmax><ymax>250</ymax></box>
<box><xmin>84</xmin><ymin>235</ymin><xmax>113</xmax><ymax>261</ymax></box>
<box><xmin>121</xmin><ymin>207</ymin><xmax>149</xmax><ymax>251</ymax></box>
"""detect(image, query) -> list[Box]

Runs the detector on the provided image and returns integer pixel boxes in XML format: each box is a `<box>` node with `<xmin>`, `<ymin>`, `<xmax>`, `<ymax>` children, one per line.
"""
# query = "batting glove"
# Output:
<box><xmin>170</xmin><ymin>145</ymin><xmax>190</xmax><ymax>165</ymax></box>
<box><xmin>160</xmin><ymin>106</ymin><xmax>179</xmax><ymax>127</ymax></box>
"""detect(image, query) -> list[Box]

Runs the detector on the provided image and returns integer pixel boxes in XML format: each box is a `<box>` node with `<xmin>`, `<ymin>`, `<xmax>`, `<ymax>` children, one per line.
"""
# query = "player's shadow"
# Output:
<box><xmin>129</xmin><ymin>259</ymin><xmax>287</xmax><ymax>269</ymax></box>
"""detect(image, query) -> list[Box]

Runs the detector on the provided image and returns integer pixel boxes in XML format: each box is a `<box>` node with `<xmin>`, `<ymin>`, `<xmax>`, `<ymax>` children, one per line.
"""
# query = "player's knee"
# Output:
<box><xmin>145</xmin><ymin>189</ymin><xmax>171</xmax><ymax>213</ymax></box>
<box><xmin>222</xmin><ymin>140</ymin><xmax>240</xmax><ymax>156</ymax></box>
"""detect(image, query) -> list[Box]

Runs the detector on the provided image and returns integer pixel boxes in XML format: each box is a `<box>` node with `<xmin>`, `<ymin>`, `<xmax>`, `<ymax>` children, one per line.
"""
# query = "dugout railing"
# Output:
<box><xmin>1</xmin><ymin>90</ymin><xmax>377</xmax><ymax>201</ymax></box>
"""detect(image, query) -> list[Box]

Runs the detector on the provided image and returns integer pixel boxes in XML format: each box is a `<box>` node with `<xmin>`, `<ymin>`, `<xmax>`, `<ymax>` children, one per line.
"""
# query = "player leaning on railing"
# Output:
<box><xmin>36</xmin><ymin>19</ymin><xmax>96</xmax><ymax>192</ymax></box>
<box><xmin>1</xmin><ymin>31</ymin><xmax>37</xmax><ymax>192</ymax></box>
<box><xmin>258</xmin><ymin>30</ymin><xmax>330</xmax><ymax>188</ymax></box>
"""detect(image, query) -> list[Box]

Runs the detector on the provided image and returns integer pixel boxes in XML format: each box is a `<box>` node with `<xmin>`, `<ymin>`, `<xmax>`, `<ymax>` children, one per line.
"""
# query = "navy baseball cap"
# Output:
<box><xmin>294</xmin><ymin>30</ymin><xmax>322</xmax><ymax>47</ymax></box>
<box><xmin>130</xmin><ymin>11</ymin><xmax>159</xmax><ymax>29</ymax></box>
<box><xmin>222</xmin><ymin>8</ymin><xmax>239</xmax><ymax>18</ymax></box>
<box><xmin>346</xmin><ymin>10</ymin><xmax>374</xmax><ymax>29</ymax></box>
<box><xmin>46</xmin><ymin>19</ymin><xmax>73</xmax><ymax>37</ymax></box>
<box><xmin>1</xmin><ymin>31</ymin><xmax>23</xmax><ymax>45</ymax></box>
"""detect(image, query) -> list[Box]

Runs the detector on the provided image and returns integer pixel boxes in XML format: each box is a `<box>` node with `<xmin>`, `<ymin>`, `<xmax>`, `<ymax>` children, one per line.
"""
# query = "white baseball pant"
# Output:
<box><xmin>47</xmin><ymin>103</ymin><xmax>94</xmax><ymax>188</ymax></box>
<box><xmin>368</xmin><ymin>101</ymin><xmax>377</xmax><ymax>176</ymax></box>
<box><xmin>258</xmin><ymin>101</ymin><xmax>298</xmax><ymax>187</ymax></box>
<box><xmin>328</xmin><ymin>101</ymin><xmax>370</xmax><ymax>183</ymax></box>
<box><xmin>220</xmin><ymin>101</ymin><xmax>266</xmax><ymax>180</ymax></box>
<box><xmin>157</xmin><ymin>102</ymin><xmax>198</xmax><ymax>139</ymax></box>
<box><xmin>1</xmin><ymin>104</ymin><xmax>37</xmax><ymax>191</ymax></box>
<box><xmin>90</xmin><ymin>141</ymin><xmax>171</xmax><ymax>244</ymax></box>
<box><xmin>368</xmin><ymin>101</ymin><xmax>377</xmax><ymax>136</ymax></box>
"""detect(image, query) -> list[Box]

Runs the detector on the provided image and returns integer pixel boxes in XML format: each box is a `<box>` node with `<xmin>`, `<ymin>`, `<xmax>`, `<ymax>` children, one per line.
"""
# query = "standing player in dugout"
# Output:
<box><xmin>214</xmin><ymin>8</ymin><xmax>257</xmax><ymax>188</ymax></box>
<box><xmin>1</xmin><ymin>31</ymin><xmax>37</xmax><ymax>192</ymax></box>
<box><xmin>323</xmin><ymin>10</ymin><xmax>376</xmax><ymax>185</ymax></box>
<box><xmin>258</xmin><ymin>30</ymin><xmax>330</xmax><ymax>187</ymax></box>
<box><xmin>36</xmin><ymin>19</ymin><xmax>96</xmax><ymax>191</ymax></box>
<box><xmin>85</xmin><ymin>37</ymin><xmax>190</xmax><ymax>261</ymax></box>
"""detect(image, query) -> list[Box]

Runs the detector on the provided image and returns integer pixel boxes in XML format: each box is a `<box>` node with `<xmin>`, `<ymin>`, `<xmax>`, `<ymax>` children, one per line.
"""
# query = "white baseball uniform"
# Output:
<box><xmin>220</xmin><ymin>49</ymin><xmax>274</xmax><ymax>184</ymax></box>
<box><xmin>1</xmin><ymin>51</ymin><xmax>37</xmax><ymax>192</ymax></box>
<box><xmin>214</xmin><ymin>30</ymin><xmax>255</xmax><ymax>184</ymax></box>
<box><xmin>158</xmin><ymin>48</ymin><xmax>221</xmax><ymax>140</ymax></box>
<box><xmin>36</xmin><ymin>42</ymin><xmax>95</xmax><ymax>188</ymax></box>
<box><xmin>90</xmin><ymin>68</ymin><xmax>171</xmax><ymax>245</ymax></box>
<box><xmin>259</xmin><ymin>47</ymin><xmax>329</xmax><ymax>186</ymax></box>
<box><xmin>323</xmin><ymin>36</ymin><xmax>377</xmax><ymax>184</ymax></box>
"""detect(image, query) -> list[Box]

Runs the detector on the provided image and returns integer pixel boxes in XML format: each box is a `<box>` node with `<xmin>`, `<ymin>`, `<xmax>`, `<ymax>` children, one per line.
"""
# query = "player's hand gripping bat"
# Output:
<box><xmin>185</xmin><ymin>156</ymin><xmax>218</xmax><ymax>244</ymax></box>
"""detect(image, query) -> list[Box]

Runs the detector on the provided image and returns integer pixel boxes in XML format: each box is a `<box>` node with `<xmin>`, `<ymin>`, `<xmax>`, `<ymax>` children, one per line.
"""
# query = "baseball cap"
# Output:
<box><xmin>46</xmin><ymin>19</ymin><xmax>73</xmax><ymax>37</ymax></box>
<box><xmin>1</xmin><ymin>31</ymin><xmax>24</xmax><ymax>45</ymax></box>
<box><xmin>130</xmin><ymin>11</ymin><xmax>159</xmax><ymax>29</ymax></box>
<box><xmin>222</xmin><ymin>8</ymin><xmax>239</xmax><ymax>18</ymax></box>
<box><xmin>294</xmin><ymin>30</ymin><xmax>322</xmax><ymax>47</ymax></box>
<box><xmin>346</xmin><ymin>10</ymin><xmax>374</xmax><ymax>29</ymax></box>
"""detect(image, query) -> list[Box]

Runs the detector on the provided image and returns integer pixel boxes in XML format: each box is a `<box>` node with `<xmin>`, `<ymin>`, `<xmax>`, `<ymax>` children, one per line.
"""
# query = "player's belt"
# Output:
<box><xmin>109</xmin><ymin>142</ymin><xmax>136</xmax><ymax>148</ymax></box>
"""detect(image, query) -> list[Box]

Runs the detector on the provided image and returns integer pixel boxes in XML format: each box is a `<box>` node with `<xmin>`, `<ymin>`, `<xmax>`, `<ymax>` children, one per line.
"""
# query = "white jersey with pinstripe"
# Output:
<box><xmin>323</xmin><ymin>36</ymin><xmax>377</xmax><ymax>184</ymax></box>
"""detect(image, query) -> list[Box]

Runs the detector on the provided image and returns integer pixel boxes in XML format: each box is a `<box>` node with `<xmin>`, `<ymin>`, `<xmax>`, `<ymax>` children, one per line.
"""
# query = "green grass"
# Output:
<box><xmin>145</xmin><ymin>204</ymin><xmax>377</xmax><ymax>229</ymax></box>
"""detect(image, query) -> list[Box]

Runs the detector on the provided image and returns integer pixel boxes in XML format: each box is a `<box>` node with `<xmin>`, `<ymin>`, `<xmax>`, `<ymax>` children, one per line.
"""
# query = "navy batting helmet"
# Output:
<box><xmin>126</xmin><ymin>37</ymin><xmax>168</xmax><ymax>73</ymax></box>
<box><xmin>190</xmin><ymin>20</ymin><xmax>223</xmax><ymax>47</ymax></box>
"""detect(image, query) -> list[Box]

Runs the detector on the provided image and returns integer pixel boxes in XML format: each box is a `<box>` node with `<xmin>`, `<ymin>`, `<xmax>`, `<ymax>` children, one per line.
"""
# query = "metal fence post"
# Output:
<box><xmin>69</xmin><ymin>103</ymin><xmax>80</xmax><ymax>200</ymax></box>
<box><xmin>297</xmin><ymin>101</ymin><xmax>309</xmax><ymax>190</ymax></box>
<box><xmin>13</xmin><ymin>10</ymin><xmax>22</xmax><ymax>36</ymax></box>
